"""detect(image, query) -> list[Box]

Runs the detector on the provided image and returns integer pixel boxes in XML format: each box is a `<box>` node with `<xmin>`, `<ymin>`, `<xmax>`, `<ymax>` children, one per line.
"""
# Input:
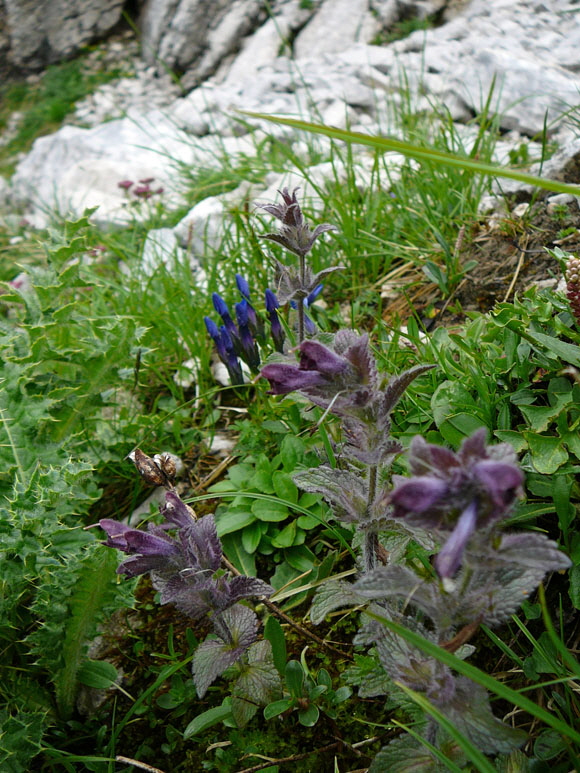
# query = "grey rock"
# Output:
<box><xmin>140</xmin><ymin>0</ymin><xmax>264</xmax><ymax>82</ymax></box>
<box><xmin>4</xmin><ymin>0</ymin><xmax>124</xmax><ymax>69</ymax></box>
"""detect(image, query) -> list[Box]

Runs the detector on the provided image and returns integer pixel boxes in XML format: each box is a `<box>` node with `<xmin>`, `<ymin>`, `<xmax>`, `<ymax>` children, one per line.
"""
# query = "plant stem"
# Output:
<box><xmin>363</xmin><ymin>464</ymin><xmax>378</xmax><ymax>572</ymax></box>
<box><xmin>297</xmin><ymin>252</ymin><xmax>306</xmax><ymax>342</ymax></box>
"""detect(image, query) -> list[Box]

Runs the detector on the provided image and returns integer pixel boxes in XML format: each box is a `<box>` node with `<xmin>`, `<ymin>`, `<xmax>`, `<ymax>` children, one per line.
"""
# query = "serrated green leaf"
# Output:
<box><xmin>524</xmin><ymin>433</ymin><xmax>568</xmax><ymax>474</ymax></box>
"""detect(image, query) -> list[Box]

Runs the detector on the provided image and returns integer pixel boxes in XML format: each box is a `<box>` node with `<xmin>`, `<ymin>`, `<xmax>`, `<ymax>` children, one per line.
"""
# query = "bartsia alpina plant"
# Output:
<box><xmin>99</xmin><ymin>481</ymin><xmax>275</xmax><ymax>703</ymax></box>
<box><xmin>256</xmin><ymin>188</ymin><xmax>572</xmax><ymax>766</ymax></box>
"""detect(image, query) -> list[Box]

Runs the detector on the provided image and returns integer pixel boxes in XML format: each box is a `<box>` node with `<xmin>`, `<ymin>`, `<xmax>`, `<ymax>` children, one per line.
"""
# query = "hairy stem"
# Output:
<box><xmin>297</xmin><ymin>252</ymin><xmax>306</xmax><ymax>342</ymax></box>
<box><xmin>363</xmin><ymin>465</ymin><xmax>379</xmax><ymax>573</ymax></box>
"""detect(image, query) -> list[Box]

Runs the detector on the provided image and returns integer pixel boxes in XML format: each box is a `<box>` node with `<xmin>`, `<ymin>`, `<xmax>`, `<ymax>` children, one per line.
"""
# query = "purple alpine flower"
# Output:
<box><xmin>99</xmin><ymin>518</ymin><xmax>180</xmax><ymax>578</ymax></box>
<box><xmin>390</xmin><ymin>429</ymin><xmax>524</xmax><ymax>578</ymax></box>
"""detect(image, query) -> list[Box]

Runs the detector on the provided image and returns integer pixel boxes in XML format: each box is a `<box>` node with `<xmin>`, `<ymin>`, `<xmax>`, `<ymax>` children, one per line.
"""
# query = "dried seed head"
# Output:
<box><xmin>153</xmin><ymin>452</ymin><xmax>179</xmax><ymax>483</ymax></box>
<box><xmin>130</xmin><ymin>448</ymin><xmax>170</xmax><ymax>487</ymax></box>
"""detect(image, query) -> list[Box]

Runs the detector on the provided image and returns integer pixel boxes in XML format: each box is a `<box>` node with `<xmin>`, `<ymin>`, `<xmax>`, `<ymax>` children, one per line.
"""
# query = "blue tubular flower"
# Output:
<box><xmin>265</xmin><ymin>288</ymin><xmax>285</xmax><ymax>353</ymax></box>
<box><xmin>220</xmin><ymin>325</ymin><xmax>244</xmax><ymax>385</ymax></box>
<box><xmin>212</xmin><ymin>293</ymin><xmax>238</xmax><ymax>340</ymax></box>
<box><xmin>235</xmin><ymin>274</ymin><xmax>262</xmax><ymax>337</ymax></box>
<box><xmin>235</xmin><ymin>300</ymin><xmax>260</xmax><ymax>370</ymax></box>
<box><xmin>235</xmin><ymin>274</ymin><xmax>251</xmax><ymax>300</ymax></box>
<box><xmin>204</xmin><ymin>316</ymin><xmax>227</xmax><ymax>362</ymax></box>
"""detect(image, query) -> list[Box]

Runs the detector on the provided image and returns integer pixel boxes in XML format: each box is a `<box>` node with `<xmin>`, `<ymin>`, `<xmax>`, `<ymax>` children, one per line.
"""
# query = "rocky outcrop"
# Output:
<box><xmin>6</xmin><ymin>0</ymin><xmax>580</xmax><ymax>236</ymax></box>
<box><xmin>2</xmin><ymin>0</ymin><xmax>126</xmax><ymax>70</ymax></box>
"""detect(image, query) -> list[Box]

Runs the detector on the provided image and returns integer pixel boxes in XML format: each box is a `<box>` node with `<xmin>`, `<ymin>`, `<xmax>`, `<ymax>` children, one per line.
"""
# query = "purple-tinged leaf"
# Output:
<box><xmin>354</xmin><ymin>566</ymin><xmax>440</xmax><ymax>622</ymax></box>
<box><xmin>293</xmin><ymin>466</ymin><xmax>367</xmax><ymax>524</ymax></box>
<box><xmin>181</xmin><ymin>514</ymin><xmax>222</xmax><ymax>572</ymax></box>
<box><xmin>227</xmin><ymin>575</ymin><xmax>273</xmax><ymax>604</ymax></box>
<box><xmin>230</xmin><ymin>640</ymin><xmax>282</xmax><ymax>726</ymax></box>
<box><xmin>369</xmin><ymin>734</ymin><xmax>444</xmax><ymax>772</ymax></box>
<box><xmin>192</xmin><ymin>606</ymin><xmax>258</xmax><ymax>698</ymax></box>
<box><xmin>442</xmin><ymin>678</ymin><xmax>527</xmax><ymax>753</ymax></box>
<box><xmin>381</xmin><ymin>364</ymin><xmax>435</xmax><ymax>416</ymax></box>
<box><xmin>310</xmin><ymin>580</ymin><xmax>368</xmax><ymax>625</ymax></box>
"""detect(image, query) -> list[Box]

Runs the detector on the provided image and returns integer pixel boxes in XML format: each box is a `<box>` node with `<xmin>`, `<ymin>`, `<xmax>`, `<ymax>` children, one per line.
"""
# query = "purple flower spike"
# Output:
<box><xmin>260</xmin><ymin>363</ymin><xmax>328</xmax><ymax>395</ymax></box>
<box><xmin>220</xmin><ymin>326</ymin><xmax>244</xmax><ymax>385</ymax></box>
<box><xmin>389</xmin><ymin>429</ymin><xmax>524</xmax><ymax>577</ymax></box>
<box><xmin>99</xmin><ymin>518</ymin><xmax>180</xmax><ymax>577</ymax></box>
<box><xmin>299</xmin><ymin>340</ymin><xmax>349</xmax><ymax>377</ymax></box>
<box><xmin>304</xmin><ymin>312</ymin><xmax>317</xmax><ymax>335</ymax></box>
<box><xmin>434</xmin><ymin>501</ymin><xmax>478</xmax><ymax>578</ymax></box>
<box><xmin>205</xmin><ymin>316</ymin><xmax>228</xmax><ymax>362</ymax></box>
<box><xmin>306</xmin><ymin>283</ymin><xmax>324</xmax><ymax>306</ymax></box>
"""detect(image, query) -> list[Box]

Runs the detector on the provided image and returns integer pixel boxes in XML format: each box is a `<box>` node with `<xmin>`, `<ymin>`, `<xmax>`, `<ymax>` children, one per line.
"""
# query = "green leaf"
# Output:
<box><xmin>519</xmin><ymin>403</ymin><xmax>565</xmax><ymax>433</ymax></box>
<box><xmin>569</xmin><ymin>564</ymin><xmax>580</xmax><ymax>610</ymax></box>
<box><xmin>524</xmin><ymin>331</ymin><xmax>580</xmax><ymax>367</ymax></box>
<box><xmin>224</xmin><ymin>463</ymin><xmax>254</xmax><ymax>488</ymax></box>
<box><xmin>271</xmin><ymin>520</ymin><xmax>297</xmax><ymax>548</ymax></box>
<box><xmin>215</xmin><ymin>508</ymin><xmax>255</xmax><ymax>537</ymax></box>
<box><xmin>494</xmin><ymin>431</ymin><xmax>528</xmax><ymax>453</ymax></box>
<box><xmin>241</xmin><ymin>112</ymin><xmax>580</xmax><ymax>196</ymax></box>
<box><xmin>264</xmin><ymin>698</ymin><xmax>293</xmax><ymax>720</ymax></box>
<box><xmin>284</xmin><ymin>544</ymin><xmax>317</xmax><ymax>572</ymax></box>
<box><xmin>241</xmin><ymin>521</ymin><xmax>264</xmax><ymax>553</ymax></box>
<box><xmin>264</xmin><ymin>616</ymin><xmax>287</xmax><ymax>675</ymax></box>
<box><xmin>533</xmin><ymin>729</ymin><xmax>568</xmax><ymax>761</ymax></box>
<box><xmin>279</xmin><ymin>435</ymin><xmax>305</xmax><ymax>471</ymax></box>
<box><xmin>298</xmin><ymin>704</ymin><xmax>319</xmax><ymax>727</ymax></box>
<box><xmin>524</xmin><ymin>432</ymin><xmax>568</xmax><ymax>474</ymax></box>
<box><xmin>272</xmin><ymin>471</ymin><xmax>298</xmax><ymax>503</ymax></box>
<box><xmin>252</xmin><ymin>499</ymin><xmax>289</xmax><ymax>522</ymax></box>
<box><xmin>221</xmin><ymin>533</ymin><xmax>256</xmax><ymax>576</ymax></box>
<box><xmin>285</xmin><ymin>660</ymin><xmax>305</xmax><ymax>698</ymax></box>
<box><xmin>249</xmin><ymin>468</ymin><xmax>275</xmax><ymax>494</ymax></box>
<box><xmin>76</xmin><ymin>660</ymin><xmax>118</xmax><ymax>689</ymax></box>
<box><xmin>183</xmin><ymin>703</ymin><xmax>232</xmax><ymax>737</ymax></box>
